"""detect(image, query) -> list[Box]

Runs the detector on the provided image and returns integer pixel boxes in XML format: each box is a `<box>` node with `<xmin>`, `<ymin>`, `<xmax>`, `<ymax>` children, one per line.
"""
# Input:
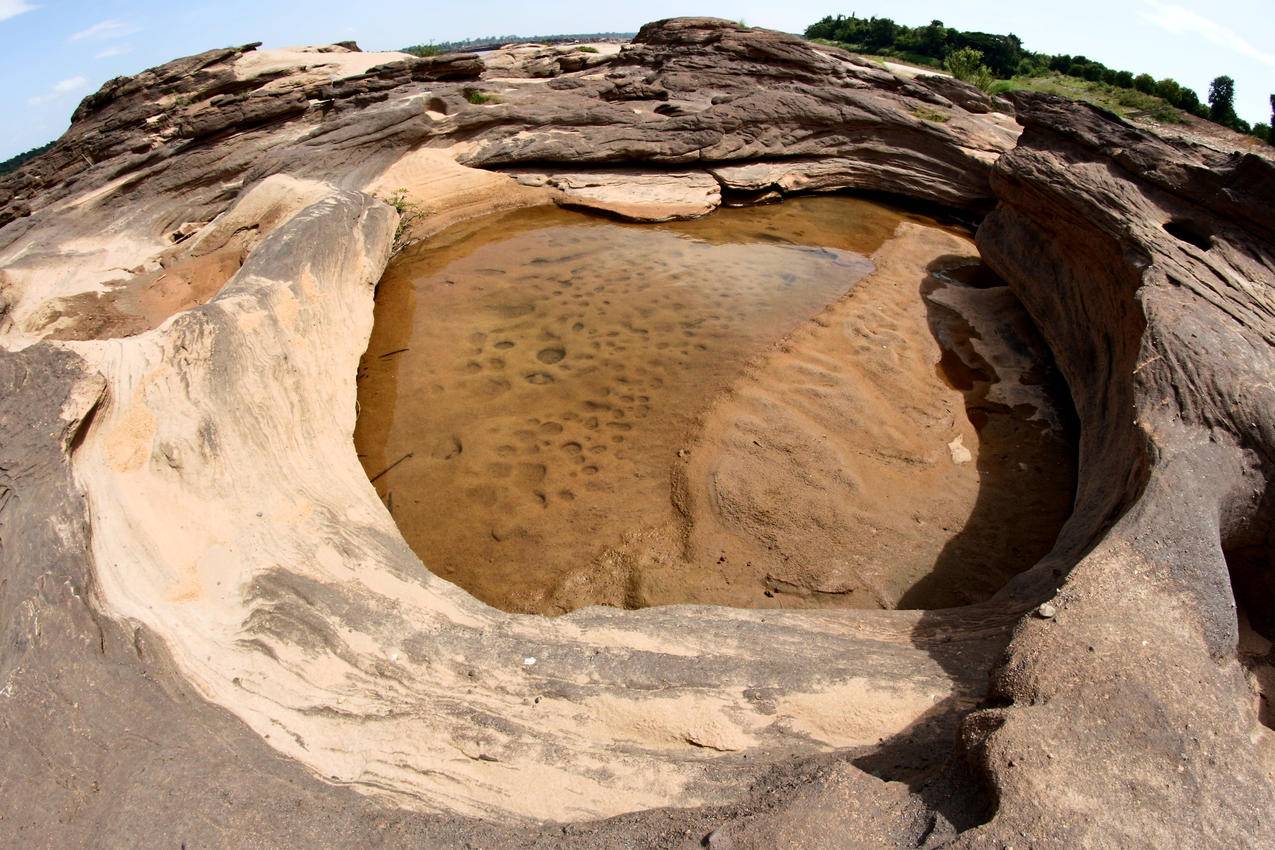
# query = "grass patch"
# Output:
<box><xmin>381</xmin><ymin>188</ymin><xmax>424</xmax><ymax>255</ymax></box>
<box><xmin>575</xmin><ymin>45</ymin><xmax>599</xmax><ymax>53</ymax></box>
<box><xmin>463</xmin><ymin>87</ymin><xmax>499</xmax><ymax>105</ymax></box>
<box><xmin>403</xmin><ymin>44</ymin><xmax>443</xmax><ymax>57</ymax></box>
<box><xmin>911</xmin><ymin>106</ymin><xmax>950</xmax><ymax>123</ymax></box>
<box><xmin>994</xmin><ymin>73</ymin><xmax>1187</xmax><ymax>124</ymax></box>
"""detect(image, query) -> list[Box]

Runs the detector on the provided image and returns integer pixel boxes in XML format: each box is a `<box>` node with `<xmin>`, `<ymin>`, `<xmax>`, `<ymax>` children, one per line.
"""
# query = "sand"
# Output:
<box><xmin>355</xmin><ymin>197</ymin><xmax>1076</xmax><ymax>614</ymax></box>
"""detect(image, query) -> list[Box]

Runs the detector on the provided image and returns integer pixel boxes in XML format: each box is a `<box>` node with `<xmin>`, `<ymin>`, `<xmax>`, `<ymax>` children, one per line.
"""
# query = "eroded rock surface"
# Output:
<box><xmin>0</xmin><ymin>16</ymin><xmax>1272</xmax><ymax>849</ymax></box>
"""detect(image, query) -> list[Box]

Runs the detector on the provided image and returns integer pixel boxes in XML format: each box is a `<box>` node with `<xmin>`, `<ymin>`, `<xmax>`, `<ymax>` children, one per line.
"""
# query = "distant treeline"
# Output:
<box><xmin>0</xmin><ymin>140</ymin><xmax>55</xmax><ymax>177</ymax></box>
<box><xmin>806</xmin><ymin>14</ymin><xmax>1271</xmax><ymax>141</ymax></box>
<box><xmin>403</xmin><ymin>32</ymin><xmax>634</xmax><ymax>57</ymax></box>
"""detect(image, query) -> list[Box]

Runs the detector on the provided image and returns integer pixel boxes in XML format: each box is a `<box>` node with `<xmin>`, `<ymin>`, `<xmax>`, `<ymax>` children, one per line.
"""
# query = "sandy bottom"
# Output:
<box><xmin>355</xmin><ymin>197</ymin><xmax>1076</xmax><ymax>613</ymax></box>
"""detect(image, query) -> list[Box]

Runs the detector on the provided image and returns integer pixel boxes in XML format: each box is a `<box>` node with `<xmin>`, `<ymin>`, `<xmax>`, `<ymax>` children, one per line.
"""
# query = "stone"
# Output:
<box><xmin>508</xmin><ymin>167</ymin><xmax>722</xmax><ymax>220</ymax></box>
<box><xmin>0</xmin><ymin>15</ymin><xmax>1272</xmax><ymax>850</ymax></box>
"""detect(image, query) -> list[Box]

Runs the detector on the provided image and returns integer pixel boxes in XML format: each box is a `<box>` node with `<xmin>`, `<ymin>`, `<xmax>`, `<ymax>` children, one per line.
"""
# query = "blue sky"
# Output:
<box><xmin>1</xmin><ymin>1</ymin><xmax>1272</xmax><ymax>160</ymax></box>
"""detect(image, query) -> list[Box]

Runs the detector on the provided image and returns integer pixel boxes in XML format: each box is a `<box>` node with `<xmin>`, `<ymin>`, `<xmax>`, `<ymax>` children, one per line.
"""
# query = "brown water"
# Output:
<box><xmin>355</xmin><ymin>196</ymin><xmax>1076</xmax><ymax>614</ymax></box>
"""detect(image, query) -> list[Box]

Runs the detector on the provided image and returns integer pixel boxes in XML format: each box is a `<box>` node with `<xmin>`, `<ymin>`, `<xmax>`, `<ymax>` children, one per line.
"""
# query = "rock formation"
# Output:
<box><xmin>0</xmin><ymin>16</ymin><xmax>1271</xmax><ymax>848</ymax></box>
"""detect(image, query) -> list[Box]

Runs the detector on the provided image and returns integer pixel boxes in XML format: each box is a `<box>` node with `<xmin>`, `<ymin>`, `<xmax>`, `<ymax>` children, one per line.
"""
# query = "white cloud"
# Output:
<box><xmin>1140</xmin><ymin>1</ymin><xmax>1275</xmax><ymax>68</ymax></box>
<box><xmin>52</xmin><ymin>76</ymin><xmax>86</xmax><ymax>93</ymax></box>
<box><xmin>69</xmin><ymin>19</ymin><xmax>139</xmax><ymax>42</ymax></box>
<box><xmin>28</xmin><ymin>75</ymin><xmax>89</xmax><ymax>106</ymax></box>
<box><xmin>95</xmin><ymin>44</ymin><xmax>131</xmax><ymax>59</ymax></box>
<box><xmin>0</xmin><ymin>1</ymin><xmax>36</xmax><ymax>23</ymax></box>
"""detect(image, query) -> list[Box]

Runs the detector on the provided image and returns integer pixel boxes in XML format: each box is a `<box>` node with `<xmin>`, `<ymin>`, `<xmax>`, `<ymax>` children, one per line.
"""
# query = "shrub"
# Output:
<box><xmin>1155</xmin><ymin>78</ymin><xmax>1182</xmax><ymax>104</ymax></box>
<box><xmin>403</xmin><ymin>44</ymin><xmax>442</xmax><ymax>57</ymax></box>
<box><xmin>381</xmin><ymin>189</ymin><xmax>423</xmax><ymax>255</ymax></box>
<box><xmin>575</xmin><ymin>45</ymin><xmax>599</xmax><ymax>53</ymax></box>
<box><xmin>944</xmin><ymin>47</ymin><xmax>995</xmax><ymax>92</ymax></box>
<box><xmin>1253</xmin><ymin>123</ymin><xmax>1271</xmax><ymax>143</ymax></box>
<box><xmin>1149</xmin><ymin>103</ymin><xmax>1183</xmax><ymax>124</ymax></box>
<box><xmin>463</xmin><ymin>87</ymin><xmax>498</xmax><ymax>105</ymax></box>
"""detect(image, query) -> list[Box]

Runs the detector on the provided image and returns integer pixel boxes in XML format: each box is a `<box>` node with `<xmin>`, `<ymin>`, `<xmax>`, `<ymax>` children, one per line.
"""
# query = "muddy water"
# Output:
<box><xmin>355</xmin><ymin>197</ymin><xmax>1076</xmax><ymax>614</ymax></box>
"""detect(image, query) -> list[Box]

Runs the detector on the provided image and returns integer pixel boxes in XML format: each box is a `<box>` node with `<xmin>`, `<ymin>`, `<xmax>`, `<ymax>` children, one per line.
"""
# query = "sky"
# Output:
<box><xmin>0</xmin><ymin>1</ymin><xmax>1272</xmax><ymax>160</ymax></box>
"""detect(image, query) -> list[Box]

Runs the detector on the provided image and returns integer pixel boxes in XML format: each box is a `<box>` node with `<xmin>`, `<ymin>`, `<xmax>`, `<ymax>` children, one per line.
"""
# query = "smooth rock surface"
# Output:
<box><xmin>0</xmin><ymin>16</ymin><xmax>1272</xmax><ymax>849</ymax></box>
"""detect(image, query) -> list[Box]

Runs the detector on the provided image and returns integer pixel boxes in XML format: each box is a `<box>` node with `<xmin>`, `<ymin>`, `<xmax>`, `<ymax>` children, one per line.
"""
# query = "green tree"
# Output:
<box><xmin>1133</xmin><ymin>73</ymin><xmax>1156</xmax><ymax>94</ymax></box>
<box><xmin>917</xmin><ymin>20</ymin><xmax>948</xmax><ymax>58</ymax></box>
<box><xmin>1209</xmin><ymin>75</ymin><xmax>1238</xmax><ymax>127</ymax></box>
<box><xmin>804</xmin><ymin>16</ymin><xmax>840</xmax><ymax>41</ymax></box>
<box><xmin>1175</xmin><ymin>87</ymin><xmax>1202</xmax><ymax>113</ymax></box>
<box><xmin>1253</xmin><ymin>123</ymin><xmax>1271</xmax><ymax>143</ymax></box>
<box><xmin>945</xmin><ymin>46</ymin><xmax>995</xmax><ymax>91</ymax></box>
<box><xmin>864</xmin><ymin>17</ymin><xmax>897</xmax><ymax>51</ymax></box>
<box><xmin>1155</xmin><ymin>78</ymin><xmax>1182</xmax><ymax>104</ymax></box>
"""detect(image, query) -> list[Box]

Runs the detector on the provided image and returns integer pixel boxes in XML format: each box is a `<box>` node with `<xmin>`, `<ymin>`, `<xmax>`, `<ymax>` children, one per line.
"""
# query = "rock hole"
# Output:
<box><xmin>1228</xmin><ymin>543</ymin><xmax>1274</xmax><ymax>729</ymax></box>
<box><xmin>354</xmin><ymin>197</ymin><xmax>1077</xmax><ymax>615</ymax></box>
<box><xmin>1163</xmin><ymin>219</ymin><xmax>1213</xmax><ymax>251</ymax></box>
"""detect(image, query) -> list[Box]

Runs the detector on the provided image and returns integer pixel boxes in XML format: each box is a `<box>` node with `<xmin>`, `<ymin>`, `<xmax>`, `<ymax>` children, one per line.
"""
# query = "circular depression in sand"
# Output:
<box><xmin>355</xmin><ymin>196</ymin><xmax>1077</xmax><ymax>614</ymax></box>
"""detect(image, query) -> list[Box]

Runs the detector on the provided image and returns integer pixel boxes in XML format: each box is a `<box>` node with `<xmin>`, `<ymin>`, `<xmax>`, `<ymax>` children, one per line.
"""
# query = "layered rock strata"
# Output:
<box><xmin>0</xmin><ymin>16</ymin><xmax>1271</xmax><ymax>849</ymax></box>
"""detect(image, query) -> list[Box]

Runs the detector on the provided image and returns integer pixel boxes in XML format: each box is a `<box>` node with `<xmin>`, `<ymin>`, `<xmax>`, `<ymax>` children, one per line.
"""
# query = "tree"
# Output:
<box><xmin>917</xmin><ymin>20</ymin><xmax>948</xmax><ymax>58</ymax></box>
<box><xmin>1209</xmin><ymin>75</ymin><xmax>1238</xmax><ymax>127</ymax></box>
<box><xmin>1080</xmin><ymin>63</ymin><xmax>1105</xmax><ymax>82</ymax></box>
<box><xmin>1253</xmin><ymin>123</ymin><xmax>1271</xmax><ymax>143</ymax></box>
<box><xmin>803</xmin><ymin>16</ymin><xmax>840</xmax><ymax>41</ymax></box>
<box><xmin>1134</xmin><ymin>73</ymin><xmax>1156</xmax><ymax>94</ymax></box>
<box><xmin>1155</xmin><ymin>78</ymin><xmax>1182</xmax><ymax>104</ymax></box>
<box><xmin>950</xmin><ymin>31</ymin><xmax>1022</xmax><ymax>76</ymax></box>
<box><xmin>0</xmin><ymin>140</ymin><xmax>55</xmax><ymax>176</ymax></box>
<box><xmin>1048</xmin><ymin>54</ymin><xmax>1073</xmax><ymax>73</ymax></box>
<box><xmin>945</xmin><ymin>46</ymin><xmax>995</xmax><ymax>91</ymax></box>
<box><xmin>864</xmin><ymin>17</ymin><xmax>897</xmax><ymax>51</ymax></box>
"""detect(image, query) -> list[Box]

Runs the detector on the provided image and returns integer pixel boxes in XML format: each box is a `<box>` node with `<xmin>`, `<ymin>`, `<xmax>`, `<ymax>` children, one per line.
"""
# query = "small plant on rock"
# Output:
<box><xmin>463</xmin><ymin>87</ymin><xmax>498</xmax><ymax>105</ymax></box>
<box><xmin>575</xmin><ymin>45</ymin><xmax>599</xmax><ymax>53</ymax></box>
<box><xmin>911</xmin><ymin>106</ymin><xmax>950</xmax><ymax>123</ymax></box>
<box><xmin>381</xmin><ymin>188</ymin><xmax>423</xmax><ymax>256</ymax></box>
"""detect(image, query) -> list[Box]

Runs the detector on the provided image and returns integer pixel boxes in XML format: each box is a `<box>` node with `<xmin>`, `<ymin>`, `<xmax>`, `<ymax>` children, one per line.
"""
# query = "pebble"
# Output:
<box><xmin>1035</xmin><ymin>602</ymin><xmax>1057</xmax><ymax>619</ymax></box>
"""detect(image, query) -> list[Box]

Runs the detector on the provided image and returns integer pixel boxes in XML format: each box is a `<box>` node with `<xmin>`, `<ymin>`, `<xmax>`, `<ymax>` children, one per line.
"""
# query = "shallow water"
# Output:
<box><xmin>355</xmin><ymin>196</ymin><xmax>1075</xmax><ymax>613</ymax></box>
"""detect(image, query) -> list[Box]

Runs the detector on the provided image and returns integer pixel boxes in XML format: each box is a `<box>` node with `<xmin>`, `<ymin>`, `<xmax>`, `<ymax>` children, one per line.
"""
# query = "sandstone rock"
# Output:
<box><xmin>915</xmin><ymin>73</ymin><xmax>1013</xmax><ymax>115</ymax></box>
<box><xmin>508</xmin><ymin>167</ymin><xmax>721</xmax><ymax>220</ymax></box>
<box><xmin>0</xmin><ymin>16</ymin><xmax>1272</xmax><ymax>849</ymax></box>
<box><xmin>479</xmin><ymin>42</ymin><xmax>617</xmax><ymax>78</ymax></box>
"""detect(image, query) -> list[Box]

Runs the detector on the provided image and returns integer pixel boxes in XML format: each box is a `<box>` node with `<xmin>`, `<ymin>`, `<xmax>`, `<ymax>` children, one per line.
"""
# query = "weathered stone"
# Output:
<box><xmin>508</xmin><ymin>167</ymin><xmax>721</xmax><ymax>220</ymax></box>
<box><xmin>0</xmin><ymin>16</ymin><xmax>1272</xmax><ymax>849</ymax></box>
